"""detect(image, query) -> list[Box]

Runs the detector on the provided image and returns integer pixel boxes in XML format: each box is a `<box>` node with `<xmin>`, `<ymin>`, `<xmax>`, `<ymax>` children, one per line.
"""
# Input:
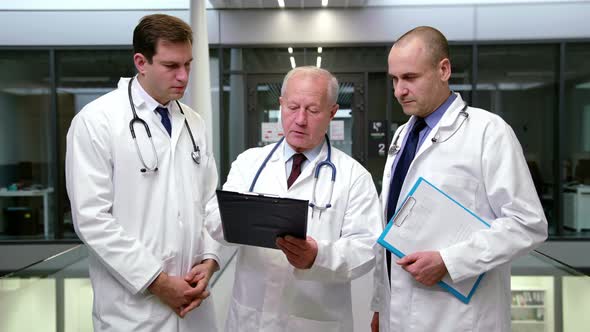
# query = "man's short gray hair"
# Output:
<box><xmin>280</xmin><ymin>66</ymin><xmax>339</xmax><ymax>105</ymax></box>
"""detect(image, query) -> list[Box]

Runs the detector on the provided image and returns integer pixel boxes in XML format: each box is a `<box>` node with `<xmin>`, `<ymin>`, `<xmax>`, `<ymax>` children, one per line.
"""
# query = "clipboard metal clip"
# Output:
<box><xmin>393</xmin><ymin>196</ymin><xmax>416</xmax><ymax>227</ymax></box>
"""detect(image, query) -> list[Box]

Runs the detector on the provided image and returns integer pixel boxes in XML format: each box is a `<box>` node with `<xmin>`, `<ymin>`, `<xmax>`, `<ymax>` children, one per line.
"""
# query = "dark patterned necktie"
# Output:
<box><xmin>287</xmin><ymin>153</ymin><xmax>306</xmax><ymax>188</ymax></box>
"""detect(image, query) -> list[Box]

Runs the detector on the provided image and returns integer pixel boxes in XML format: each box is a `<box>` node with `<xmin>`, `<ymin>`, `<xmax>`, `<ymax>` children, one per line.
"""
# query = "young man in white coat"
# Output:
<box><xmin>370</xmin><ymin>26</ymin><xmax>548</xmax><ymax>332</ymax></box>
<box><xmin>66</xmin><ymin>14</ymin><xmax>221</xmax><ymax>331</ymax></box>
<box><xmin>205</xmin><ymin>66</ymin><xmax>382</xmax><ymax>332</ymax></box>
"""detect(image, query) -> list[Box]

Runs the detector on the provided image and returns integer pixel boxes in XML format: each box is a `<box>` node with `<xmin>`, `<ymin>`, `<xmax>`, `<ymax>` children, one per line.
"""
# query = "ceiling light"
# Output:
<box><xmin>288</xmin><ymin>47</ymin><xmax>293</xmax><ymax>54</ymax></box>
<box><xmin>278</xmin><ymin>0</ymin><xmax>285</xmax><ymax>8</ymax></box>
<box><xmin>317</xmin><ymin>47</ymin><xmax>322</xmax><ymax>54</ymax></box>
<box><xmin>322</xmin><ymin>0</ymin><xmax>328</xmax><ymax>7</ymax></box>
<box><xmin>316</xmin><ymin>56</ymin><xmax>322</xmax><ymax>68</ymax></box>
<box><xmin>290</xmin><ymin>56</ymin><xmax>296</xmax><ymax>69</ymax></box>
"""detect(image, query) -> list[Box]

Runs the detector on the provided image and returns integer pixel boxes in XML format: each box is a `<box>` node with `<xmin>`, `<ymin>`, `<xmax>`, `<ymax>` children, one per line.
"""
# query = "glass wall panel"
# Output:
<box><xmin>449</xmin><ymin>45</ymin><xmax>473</xmax><ymax>104</ymax></box>
<box><xmin>475</xmin><ymin>44</ymin><xmax>559</xmax><ymax>232</ymax></box>
<box><xmin>563</xmin><ymin>42</ymin><xmax>590</xmax><ymax>236</ymax></box>
<box><xmin>0</xmin><ymin>51</ymin><xmax>54</xmax><ymax>240</ymax></box>
<box><xmin>56</xmin><ymin>49</ymin><xmax>135</xmax><ymax>239</ymax></box>
<box><xmin>367</xmin><ymin>71</ymin><xmax>389</xmax><ymax>192</ymax></box>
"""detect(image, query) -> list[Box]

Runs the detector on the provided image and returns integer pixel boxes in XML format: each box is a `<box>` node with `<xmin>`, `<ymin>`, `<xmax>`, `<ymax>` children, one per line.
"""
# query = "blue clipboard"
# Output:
<box><xmin>378</xmin><ymin>177</ymin><xmax>491</xmax><ymax>304</ymax></box>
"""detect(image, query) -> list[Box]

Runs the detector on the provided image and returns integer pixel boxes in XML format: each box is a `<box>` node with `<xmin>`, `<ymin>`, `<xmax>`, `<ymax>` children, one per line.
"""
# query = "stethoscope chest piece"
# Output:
<box><xmin>388</xmin><ymin>145</ymin><xmax>400</xmax><ymax>156</ymax></box>
<box><xmin>191</xmin><ymin>150</ymin><xmax>201</xmax><ymax>164</ymax></box>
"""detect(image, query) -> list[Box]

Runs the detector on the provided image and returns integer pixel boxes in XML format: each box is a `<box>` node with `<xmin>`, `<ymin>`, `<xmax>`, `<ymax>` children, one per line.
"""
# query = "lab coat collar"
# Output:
<box><xmin>119</xmin><ymin>76</ymin><xmax>186</xmax><ymax>144</ymax></box>
<box><xmin>412</xmin><ymin>92</ymin><xmax>465</xmax><ymax>160</ymax></box>
<box><xmin>270</xmin><ymin>138</ymin><xmax>327</xmax><ymax>164</ymax></box>
<box><xmin>436</xmin><ymin>92</ymin><xmax>466</xmax><ymax>129</ymax></box>
<box><xmin>267</xmin><ymin>138</ymin><xmax>329</xmax><ymax>190</ymax></box>
<box><xmin>118</xmin><ymin>76</ymin><xmax>146</xmax><ymax>111</ymax></box>
<box><xmin>283</xmin><ymin>139</ymin><xmax>324</xmax><ymax>165</ymax></box>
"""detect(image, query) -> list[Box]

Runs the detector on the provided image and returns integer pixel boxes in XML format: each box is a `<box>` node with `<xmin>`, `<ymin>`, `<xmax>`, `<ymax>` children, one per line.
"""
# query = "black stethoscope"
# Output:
<box><xmin>249</xmin><ymin>134</ymin><xmax>336</xmax><ymax>218</ymax></box>
<box><xmin>127</xmin><ymin>77</ymin><xmax>201</xmax><ymax>173</ymax></box>
<box><xmin>388</xmin><ymin>102</ymin><xmax>469</xmax><ymax>156</ymax></box>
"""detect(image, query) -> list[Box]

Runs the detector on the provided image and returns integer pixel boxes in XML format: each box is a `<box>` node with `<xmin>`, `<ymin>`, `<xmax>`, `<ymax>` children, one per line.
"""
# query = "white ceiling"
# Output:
<box><xmin>0</xmin><ymin>0</ymin><xmax>586</xmax><ymax>10</ymax></box>
<box><xmin>207</xmin><ymin>0</ymin><xmax>367</xmax><ymax>8</ymax></box>
<box><xmin>206</xmin><ymin>0</ymin><xmax>586</xmax><ymax>9</ymax></box>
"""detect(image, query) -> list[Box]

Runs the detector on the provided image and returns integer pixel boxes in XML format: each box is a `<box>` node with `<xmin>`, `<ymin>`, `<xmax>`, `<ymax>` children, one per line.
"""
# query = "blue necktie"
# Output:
<box><xmin>386</xmin><ymin>117</ymin><xmax>427</xmax><ymax>279</ymax></box>
<box><xmin>155</xmin><ymin>107</ymin><xmax>172</xmax><ymax>137</ymax></box>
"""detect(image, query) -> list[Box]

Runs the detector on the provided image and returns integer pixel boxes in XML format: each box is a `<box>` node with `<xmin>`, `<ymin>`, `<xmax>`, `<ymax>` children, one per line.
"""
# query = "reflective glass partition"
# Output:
<box><xmin>0</xmin><ymin>245</ymin><xmax>237</xmax><ymax>332</ymax></box>
<box><xmin>0</xmin><ymin>51</ymin><xmax>55</xmax><ymax>240</ymax></box>
<box><xmin>1</xmin><ymin>246</ymin><xmax>588</xmax><ymax>332</ymax></box>
<box><xmin>475</xmin><ymin>44</ymin><xmax>559</xmax><ymax>232</ymax></box>
<box><xmin>56</xmin><ymin>49</ymin><xmax>135</xmax><ymax>239</ymax></box>
<box><xmin>563</xmin><ymin>43</ymin><xmax>590</xmax><ymax>235</ymax></box>
<box><xmin>3</xmin><ymin>42</ymin><xmax>590</xmax><ymax>242</ymax></box>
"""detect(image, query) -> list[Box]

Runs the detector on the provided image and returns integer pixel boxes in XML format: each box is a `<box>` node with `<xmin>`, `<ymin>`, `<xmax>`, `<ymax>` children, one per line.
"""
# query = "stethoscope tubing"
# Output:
<box><xmin>249</xmin><ymin>134</ymin><xmax>337</xmax><ymax>212</ymax></box>
<box><xmin>389</xmin><ymin>102</ymin><xmax>469</xmax><ymax>156</ymax></box>
<box><xmin>127</xmin><ymin>77</ymin><xmax>201</xmax><ymax>172</ymax></box>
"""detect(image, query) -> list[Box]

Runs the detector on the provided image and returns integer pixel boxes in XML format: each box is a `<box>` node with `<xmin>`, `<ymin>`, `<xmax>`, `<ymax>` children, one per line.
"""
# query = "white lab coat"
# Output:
<box><xmin>66</xmin><ymin>77</ymin><xmax>220</xmax><ymax>332</ymax></box>
<box><xmin>206</xmin><ymin>140</ymin><xmax>383</xmax><ymax>332</ymax></box>
<box><xmin>371</xmin><ymin>93</ymin><xmax>548</xmax><ymax>332</ymax></box>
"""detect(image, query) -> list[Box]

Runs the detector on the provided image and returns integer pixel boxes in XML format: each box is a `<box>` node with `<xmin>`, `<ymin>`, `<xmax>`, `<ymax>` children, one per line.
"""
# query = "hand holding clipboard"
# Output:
<box><xmin>378</xmin><ymin>177</ymin><xmax>490</xmax><ymax>303</ymax></box>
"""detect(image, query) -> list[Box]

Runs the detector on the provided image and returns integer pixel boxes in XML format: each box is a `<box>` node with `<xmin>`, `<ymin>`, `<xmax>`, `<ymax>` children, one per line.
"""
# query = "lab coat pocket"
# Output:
<box><xmin>286</xmin><ymin>315</ymin><xmax>341</xmax><ymax>332</ymax></box>
<box><xmin>226</xmin><ymin>299</ymin><xmax>260</xmax><ymax>332</ymax></box>
<box><xmin>429</xmin><ymin>173</ymin><xmax>479</xmax><ymax>211</ymax></box>
<box><xmin>409</xmin><ymin>285</ymin><xmax>474</xmax><ymax>332</ymax></box>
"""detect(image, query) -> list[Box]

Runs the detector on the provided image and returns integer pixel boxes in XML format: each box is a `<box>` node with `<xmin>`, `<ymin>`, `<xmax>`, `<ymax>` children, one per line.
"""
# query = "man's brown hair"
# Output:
<box><xmin>133</xmin><ymin>14</ymin><xmax>193</xmax><ymax>63</ymax></box>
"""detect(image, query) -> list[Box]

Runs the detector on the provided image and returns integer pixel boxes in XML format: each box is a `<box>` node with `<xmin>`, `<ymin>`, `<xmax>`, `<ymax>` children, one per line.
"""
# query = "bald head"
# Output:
<box><xmin>394</xmin><ymin>26</ymin><xmax>449</xmax><ymax>68</ymax></box>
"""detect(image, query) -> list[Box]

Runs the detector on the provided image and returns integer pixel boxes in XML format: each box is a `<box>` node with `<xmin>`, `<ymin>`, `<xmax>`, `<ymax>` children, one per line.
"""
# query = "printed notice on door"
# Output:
<box><xmin>329</xmin><ymin>120</ymin><xmax>345</xmax><ymax>141</ymax></box>
<box><xmin>261</xmin><ymin>122</ymin><xmax>283</xmax><ymax>143</ymax></box>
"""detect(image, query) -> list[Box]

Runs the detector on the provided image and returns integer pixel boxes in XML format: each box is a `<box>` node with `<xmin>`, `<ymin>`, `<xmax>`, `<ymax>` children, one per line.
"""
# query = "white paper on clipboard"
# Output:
<box><xmin>378</xmin><ymin>177</ymin><xmax>491</xmax><ymax>303</ymax></box>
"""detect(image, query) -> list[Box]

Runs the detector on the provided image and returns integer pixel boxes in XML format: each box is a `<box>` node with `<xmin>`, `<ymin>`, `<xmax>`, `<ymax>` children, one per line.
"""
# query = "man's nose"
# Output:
<box><xmin>393</xmin><ymin>82</ymin><xmax>408</xmax><ymax>99</ymax></box>
<box><xmin>177</xmin><ymin>66</ymin><xmax>190</xmax><ymax>82</ymax></box>
<box><xmin>295</xmin><ymin>109</ymin><xmax>308</xmax><ymax>125</ymax></box>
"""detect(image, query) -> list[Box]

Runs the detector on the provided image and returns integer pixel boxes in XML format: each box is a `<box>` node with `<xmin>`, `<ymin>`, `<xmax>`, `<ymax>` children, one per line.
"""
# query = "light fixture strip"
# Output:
<box><xmin>290</xmin><ymin>56</ymin><xmax>296</xmax><ymax>69</ymax></box>
<box><xmin>316</xmin><ymin>56</ymin><xmax>322</xmax><ymax>68</ymax></box>
<box><xmin>278</xmin><ymin>0</ymin><xmax>285</xmax><ymax>8</ymax></box>
<box><xmin>288</xmin><ymin>47</ymin><xmax>293</xmax><ymax>54</ymax></box>
<box><xmin>317</xmin><ymin>47</ymin><xmax>323</xmax><ymax>54</ymax></box>
<box><xmin>322</xmin><ymin>0</ymin><xmax>328</xmax><ymax>7</ymax></box>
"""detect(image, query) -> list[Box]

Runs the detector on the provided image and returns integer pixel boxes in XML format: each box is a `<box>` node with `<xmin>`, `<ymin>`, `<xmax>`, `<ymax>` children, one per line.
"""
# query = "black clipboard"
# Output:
<box><xmin>216</xmin><ymin>189</ymin><xmax>309</xmax><ymax>249</ymax></box>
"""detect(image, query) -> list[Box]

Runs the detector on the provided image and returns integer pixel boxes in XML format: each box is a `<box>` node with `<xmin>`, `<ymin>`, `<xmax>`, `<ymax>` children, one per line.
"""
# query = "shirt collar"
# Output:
<box><xmin>424</xmin><ymin>92</ymin><xmax>457</xmax><ymax>129</ymax></box>
<box><xmin>283</xmin><ymin>138</ymin><xmax>324</xmax><ymax>163</ymax></box>
<box><xmin>133</xmin><ymin>75</ymin><xmax>170</xmax><ymax>112</ymax></box>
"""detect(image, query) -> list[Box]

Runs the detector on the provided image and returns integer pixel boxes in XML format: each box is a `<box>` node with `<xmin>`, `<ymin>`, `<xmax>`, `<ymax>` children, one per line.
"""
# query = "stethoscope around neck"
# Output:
<box><xmin>388</xmin><ymin>102</ymin><xmax>469</xmax><ymax>156</ymax></box>
<box><xmin>127</xmin><ymin>77</ymin><xmax>201</xmax><ymax>173</ymax></box>
<box><xmin>249</xmin><ymin>134</ymin><xmax>337</xmax><ymax>217</ymax></box>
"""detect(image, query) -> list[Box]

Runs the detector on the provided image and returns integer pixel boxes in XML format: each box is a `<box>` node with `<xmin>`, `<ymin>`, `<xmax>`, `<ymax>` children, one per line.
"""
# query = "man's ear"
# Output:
<box><xmin>133</xmin><ymin>53</ymin><xmax>148</xmax><ymax>75</ymax></box>
<box><xmin>330</xmin><ymin>103</ymin><xmax>339</xmax><ymax>120</ymax></box>
<box><xmin>439</xmin><ymin>58</ymin><xmax>451</xmax><ymax>82</ymax></box>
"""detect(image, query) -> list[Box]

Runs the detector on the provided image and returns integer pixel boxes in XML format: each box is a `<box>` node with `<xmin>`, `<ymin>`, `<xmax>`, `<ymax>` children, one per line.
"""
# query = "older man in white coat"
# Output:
<box><xmin>205</xmin><ymin>66</ymin><xmax>382</xmax><ymax>332</ymax></box>
<box><xmin>371</xmin><ymin>26</ymin><xmax>548</xmax><ymax>332</ymax></box>
<box><xmin>66</xmin><ymin>14</ymin><xmax>220</xmax><ymax>331</ymax></box>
